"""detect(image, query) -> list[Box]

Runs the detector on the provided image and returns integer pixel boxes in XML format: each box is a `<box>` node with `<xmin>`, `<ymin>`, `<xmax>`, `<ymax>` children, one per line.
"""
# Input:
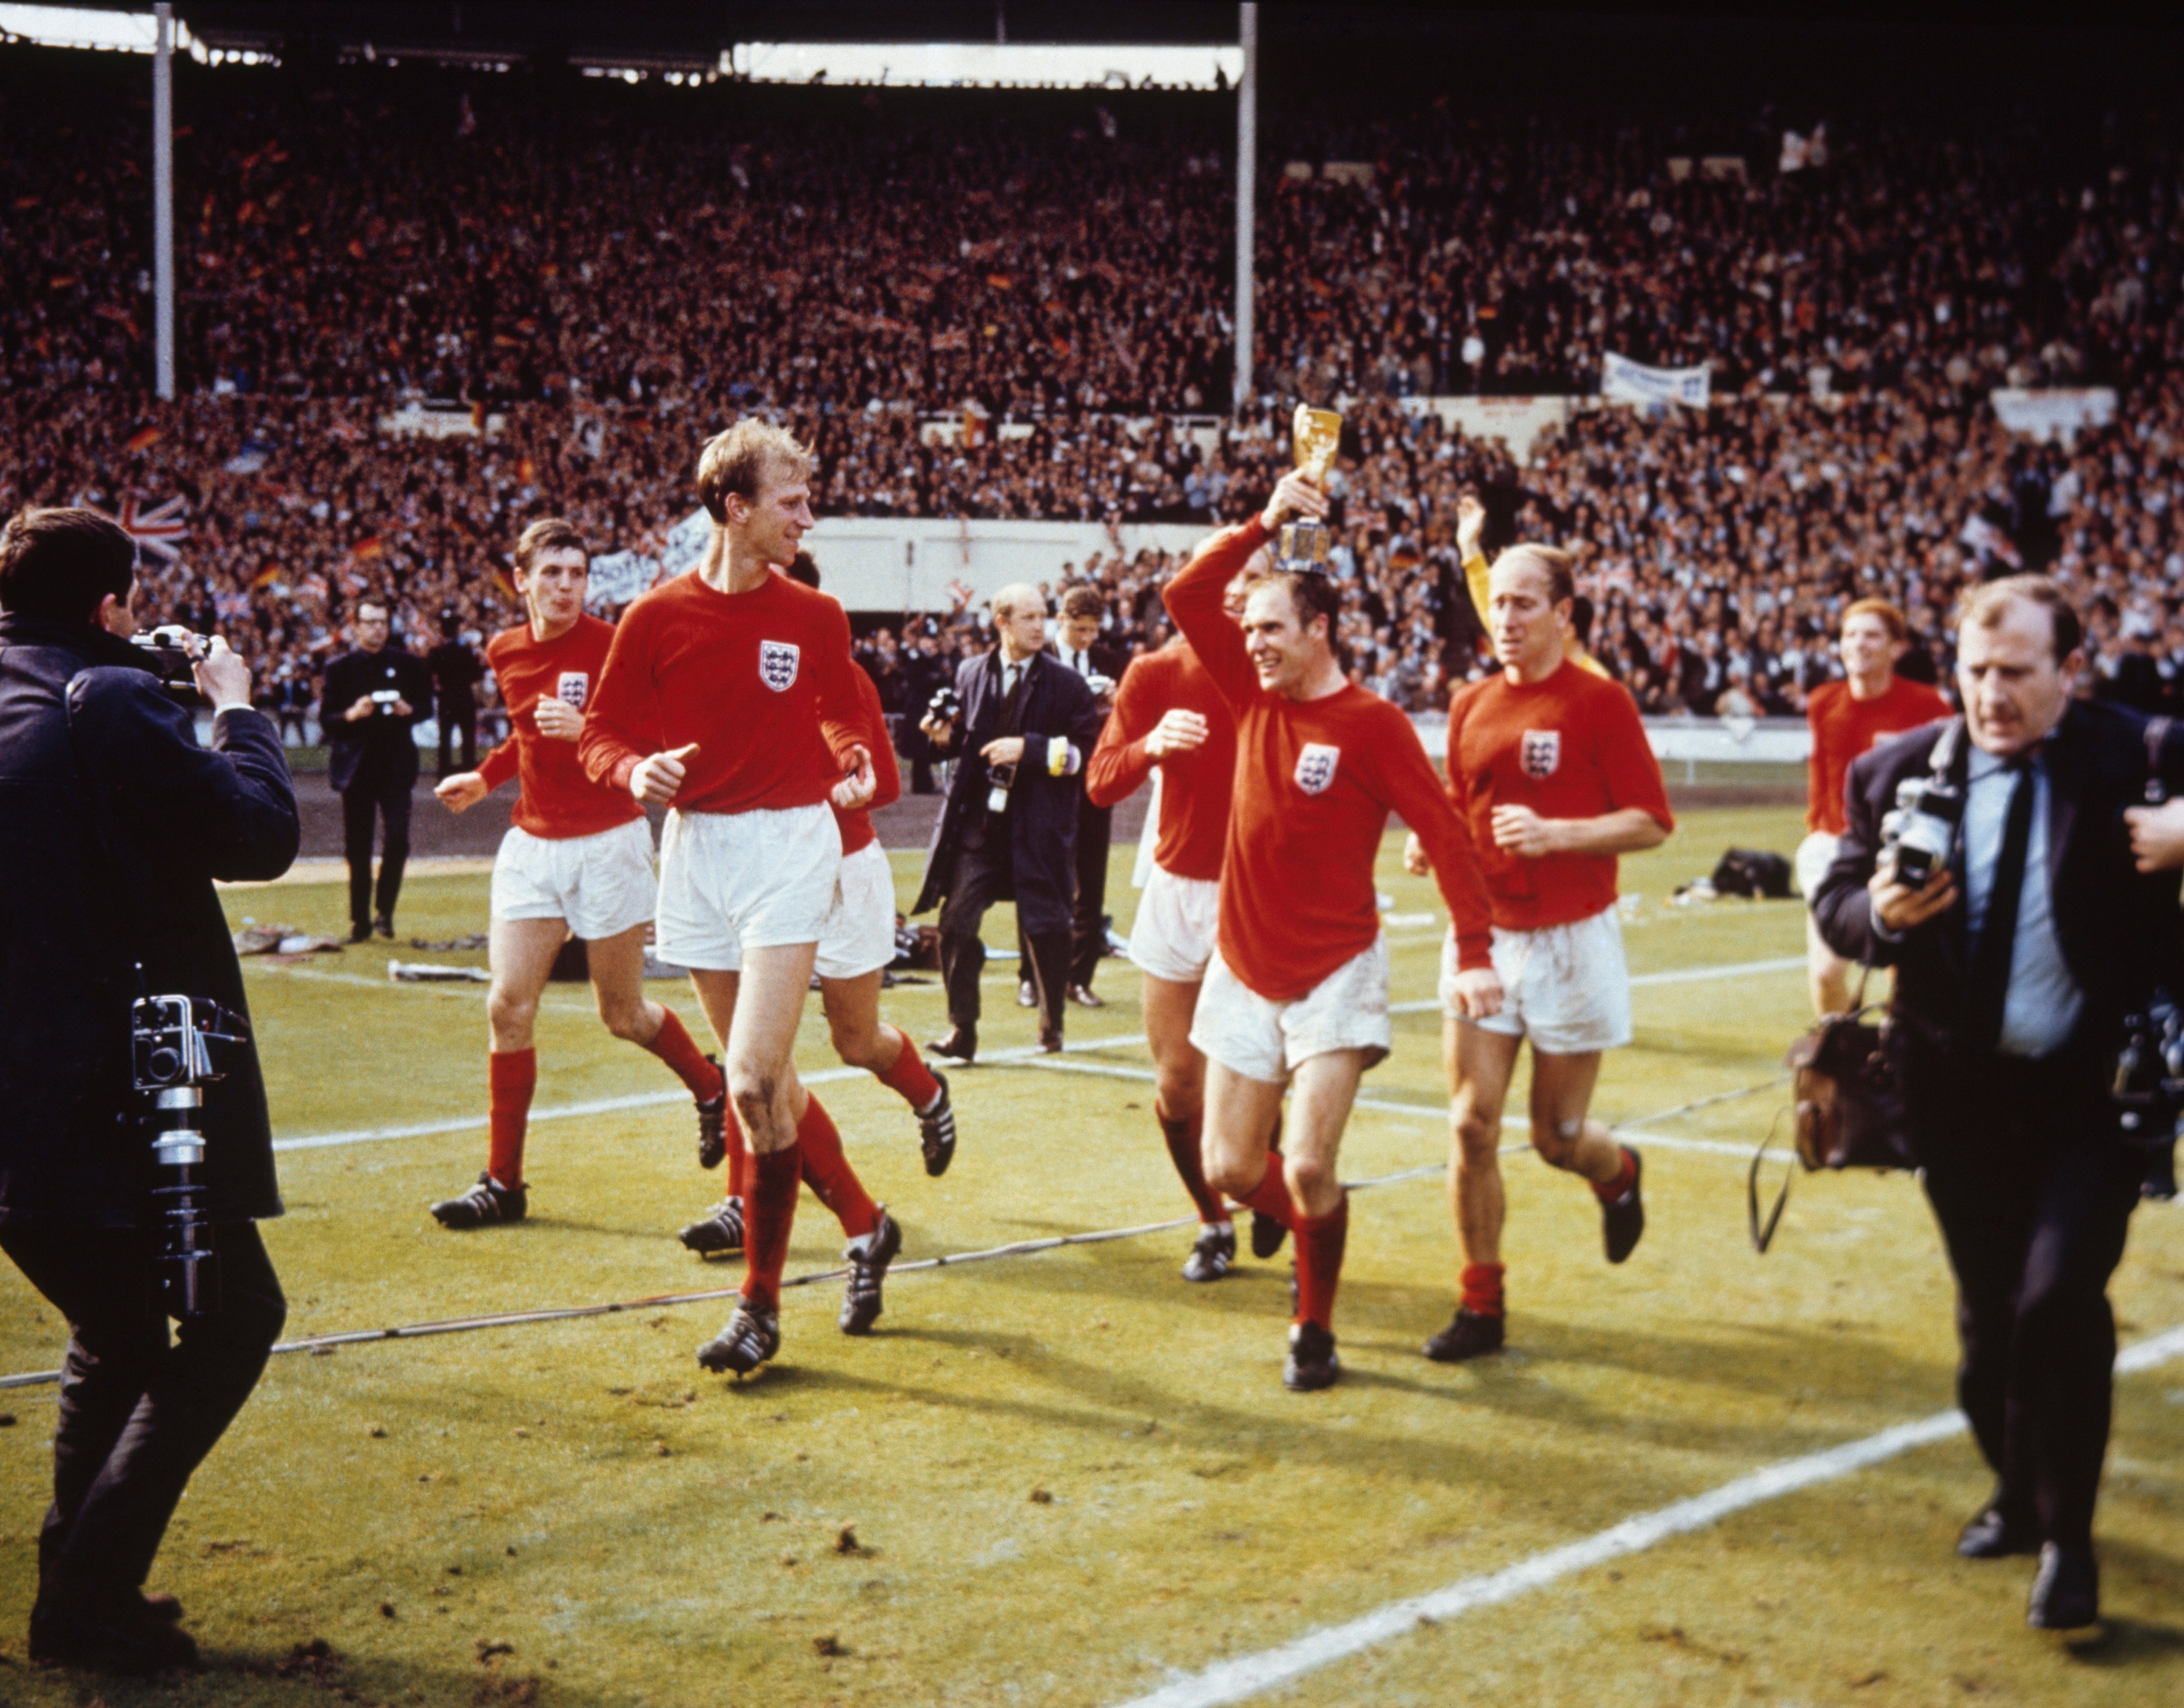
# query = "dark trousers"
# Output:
<box><xmin>341</xmin><ymin>775</ymin><xmax>413</xmax><ymax>929</ymax></box>
<box><xmin>939</xmin><ymin>836</ymin><xmax>1069</xmax><ymax>1040</ymax></box>
<box><xmin>1909</xmin><ymin>1051</ymin><xmax>2143</xmax><ymax>1551</ymax></box>
<box><xmin>1069</xmin><ymin>801</ymin><xmax>1114</xmax><ymax>989</ymax></box>
<box><xmin>0</xmin><ymin>1222</ymin><xmax>285</xmax><ymax>1598</ymax></box>
<box><xmin>436</xmin><ymin>706</ymin><xmax>477</xmax><ymax>776</ymax></box>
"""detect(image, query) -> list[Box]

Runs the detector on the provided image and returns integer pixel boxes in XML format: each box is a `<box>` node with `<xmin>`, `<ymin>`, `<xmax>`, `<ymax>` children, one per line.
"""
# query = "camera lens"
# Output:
<box><xmin>148</xmin><ymin>1047</ymin><xmax>183</xmax><ymax>1082</ymax></box>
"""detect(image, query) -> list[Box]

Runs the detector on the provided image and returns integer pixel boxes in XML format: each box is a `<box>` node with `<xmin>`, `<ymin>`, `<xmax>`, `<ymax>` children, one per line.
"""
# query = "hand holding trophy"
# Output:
<box><xmin>1258</xmin><ymin>405</ymin><xmax>1341</xmax><ymax>572</ymax></box>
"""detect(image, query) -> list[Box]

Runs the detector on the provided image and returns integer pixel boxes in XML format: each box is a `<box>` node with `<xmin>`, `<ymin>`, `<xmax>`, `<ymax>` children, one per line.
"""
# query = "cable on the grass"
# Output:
<box><xmin>0</xmin><ymin>1080</ymin><xmax>1786</xmax><ymax>1393</ymax></box>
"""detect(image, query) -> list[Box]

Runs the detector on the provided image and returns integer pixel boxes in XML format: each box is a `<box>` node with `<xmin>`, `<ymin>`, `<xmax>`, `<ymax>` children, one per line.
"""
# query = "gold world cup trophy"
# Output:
<box><xmin>1278</xmin><ymin>405</ymin><xmax>1342</xmax><ymax>573</ymax></box>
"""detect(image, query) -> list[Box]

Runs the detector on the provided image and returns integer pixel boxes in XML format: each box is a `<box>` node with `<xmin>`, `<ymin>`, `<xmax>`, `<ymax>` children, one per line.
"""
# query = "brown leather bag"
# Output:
<box><xmin>1750</xmin><ymin>971</ymin><xmax>1915</xmax><ymax>1252</ymax></box>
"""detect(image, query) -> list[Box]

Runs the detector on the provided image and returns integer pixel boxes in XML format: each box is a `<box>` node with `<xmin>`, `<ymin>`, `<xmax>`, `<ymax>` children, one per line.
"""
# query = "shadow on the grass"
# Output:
<box><xmin>4</xmin><ymin>1641</ymin><xmax>619</xmax><ymax>1708</ymax></box>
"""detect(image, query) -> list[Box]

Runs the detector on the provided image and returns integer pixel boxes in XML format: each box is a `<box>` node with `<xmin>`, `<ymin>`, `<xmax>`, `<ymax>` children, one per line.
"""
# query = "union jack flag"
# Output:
<box><xmin>89</xmin><ymin>495</ymin><xmax>190</xmax><ymax>564</ymax></box>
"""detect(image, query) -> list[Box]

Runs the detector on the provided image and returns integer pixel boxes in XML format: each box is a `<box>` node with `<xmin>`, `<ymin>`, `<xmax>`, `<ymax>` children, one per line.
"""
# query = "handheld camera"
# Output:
<box><xmin>131</xmin><ymin>991</ymin><xmax>249</xmax><ymax>1318</ymax></box>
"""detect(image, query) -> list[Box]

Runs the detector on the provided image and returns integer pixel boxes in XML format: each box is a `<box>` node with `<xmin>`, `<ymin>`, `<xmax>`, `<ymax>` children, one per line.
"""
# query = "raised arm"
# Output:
<box><xmin>1162</xmin><ymin>518</ymin><xmax>1269</xmax><ymax>704</ymax></box>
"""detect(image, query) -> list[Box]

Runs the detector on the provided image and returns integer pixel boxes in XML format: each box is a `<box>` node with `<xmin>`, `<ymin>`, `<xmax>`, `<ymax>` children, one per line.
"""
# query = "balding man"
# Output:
<box><xmin>913</xmin><ymin>584</ymin><xmax>1104</xmax><ymax>1060</ymax></box>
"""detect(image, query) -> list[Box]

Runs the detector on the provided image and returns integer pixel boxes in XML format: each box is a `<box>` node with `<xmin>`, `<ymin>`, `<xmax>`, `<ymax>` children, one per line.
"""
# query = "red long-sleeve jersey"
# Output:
<box><xmin>833</xmin><ymin>663</ymin><xmax>902</xmax><ymax>856</ymax></box>
<box><xmin>1163</xmin><ymin>517</ymin><xmax>1495</xmax><ymax>999</ymax></box>
<box><xmin>1446</xmin><ymin>662</ymin><xmax>1674</xmax><ymax>931</ymax></box>
<box><xmin>475</xmin><ymin>615</ymin><xmax>646</xmax><ymax>840</ymax></box>
<box><xmin>578</xmin><ymin>569</ymin><xmax>865</xmax><ymax>815</ymax></box>
<box><xmin>1085</xmin><ymin>636</ymin><xmax>1235</xmax><ymax>883</ymax></box>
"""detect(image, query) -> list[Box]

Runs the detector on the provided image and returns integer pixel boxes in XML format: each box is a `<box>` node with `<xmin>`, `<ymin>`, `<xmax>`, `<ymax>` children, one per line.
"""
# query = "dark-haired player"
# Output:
<box><xmin>678</xmin><ymin>550</ymin><xmax>958</xmax><ymax>1261</ymax></box>
<box><xmin>1407</xmin><ymin>541</ymin><xmax>1673</xmax><ymax>1363</ymax></box>
<box><xmin>1164</xmin><ymin>469</ymin><xmax>1501</xmax><ymax>1391</ymax></box>
<box><xmin>430</xmin><ymin>518</ymin><xmax>726</xmax><ymax>1229</ymax></box>
<box><xmin>1086</xmin><ymin>543</ymin><xmax>1269</xmax><ymax>1282</ymax></box>
<box><xmin>580</xmin><ymin>421</ymin><xmax>883</xmax><ymax>1379</ymax></box>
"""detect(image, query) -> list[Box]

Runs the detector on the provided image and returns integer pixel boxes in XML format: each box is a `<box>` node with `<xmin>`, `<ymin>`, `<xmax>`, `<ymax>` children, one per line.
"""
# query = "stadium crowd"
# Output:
<box><xmin>3</xmin><ymin>48</ymin><xmax>2180</xmax><ymax>724</ymax></box>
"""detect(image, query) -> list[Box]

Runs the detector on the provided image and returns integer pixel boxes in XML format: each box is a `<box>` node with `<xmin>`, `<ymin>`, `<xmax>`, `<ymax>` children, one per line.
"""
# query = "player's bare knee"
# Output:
<box><xmin>729</xmin><ymin>1073</ymin><xmax>779</xmax><ymax>1131</ymax></box>
<box><xmin>1152</xmin><ymin>1066</ymin><xmax>1204</xmax><ymax>1123</ymax></box>
<box><xmin>1451</xmin><ymin>1103</ymin><xmax>1501</xmax><ymax>1161</ymax></box>
<box><xmin>1204</xmin><ymin>1150</ymin><xmax>1259</xmax><ymax>1197</ymax></box>
<box><xmin>487</xmin><ymin>988</ymin><xmax>536</xmax><ymax>1037</ymax></box>
<box><xmin>598</xmin><ymin>999</ymin><xmax>651</xmax><ymax>1042</ymax></box>
<box><xmin>1284</xmin><ymin>1152</ymin><xmax>1335</xmax><ymax>1202</ymax></box>
<box><xmin>1530</xmin><ymin>1118</ymin><xmax>1585</xmax><ymax>1170</ymax></box>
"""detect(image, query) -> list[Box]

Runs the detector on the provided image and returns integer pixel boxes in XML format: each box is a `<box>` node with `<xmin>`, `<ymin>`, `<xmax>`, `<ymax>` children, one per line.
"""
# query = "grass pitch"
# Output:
<box><xmin>1</xmin><ymin>806</ymin><xmax>2180</xmax><ymax>1707</ymax></box>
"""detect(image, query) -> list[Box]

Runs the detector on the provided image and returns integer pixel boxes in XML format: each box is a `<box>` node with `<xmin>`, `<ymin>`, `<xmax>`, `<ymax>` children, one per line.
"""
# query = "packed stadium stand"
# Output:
<box><xmin>3</xmin><ymin>42</ymin><xmax>2179</xmax><ymax>720</ymax></box>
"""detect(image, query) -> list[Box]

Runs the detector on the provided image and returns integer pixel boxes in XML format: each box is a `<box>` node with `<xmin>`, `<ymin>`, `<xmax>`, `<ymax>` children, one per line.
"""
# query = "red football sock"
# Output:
<box><xmin>875</xmin><ymin>1028</ymin><xmax>942</xmax><ymax>1111</ymax></box>
<box><xmin>723</xmin><ymin>1103</ymin><xmax>750</xmax><ymax>1203</ymax></box>
<box><xmin>1292</xmin><ymin>1193</ymin><xmax>1350</xmax><ymax>1329</ymax></box>
<box><xmin>1591</xmin><ymin>1145</ymin><xmax>1638</xmax><ymax>1203</ymax></box>
<box><xmin>644</xmin><ymin>1007</ymin><xmax>722</xmax><ymax>1100</ymax></box>
<box><xmin>1235</xmin><ymin>1157</ymin><xmax>1297</xmax><ymax>1229</ymax></box>
<box><xmin>486</xmin><ymin>1048</ymin><xmax>536</xmax><ymax>1189</ymax></box>
<box><xmin>741</xmin><ymin>1143</ymin><xmax>803</xmax><ymax>1313</ymax></box>
<box><xmin>794</xmin><ymin>1095</ymin><xmax>879</xmax><ymax>1240</ymax></box>
<box><xmin>1461</xmin><ymin>1261</ymin><xmax>1507</xmax><ymax>1317</ymax></box>
<box><xmin>1156</xmin><ymin>1103</ymin><xmax>1225</xmax><ymax>1226</ymax></box>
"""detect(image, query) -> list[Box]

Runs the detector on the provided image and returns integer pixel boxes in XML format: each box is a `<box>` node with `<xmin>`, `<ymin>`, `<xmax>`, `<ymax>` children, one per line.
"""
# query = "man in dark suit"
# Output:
<box><xmin>913</xmin><ymin>583</ymin><xmax>1104</xmax><ymax>1061</ymax></box>
<box><xmin>426</xmin><ymin>608</ymin><xmax>484</xmax><ymax>778</ymax></box>
<box><xmin>1044</xmin><ymin>585</ymin><xmax>1133</xmax><ymax>1007</ymax></box>
<box><xmin>0</xmin><ymin>507</ymin><xmax>298</xmax><ymax>1672</ymax></box>
<box><xmin>1815</xmin><ymin>574</ymin><xmax>2184</xmax><ymax>1634</ymax></box>
<box><xmin>320</xmin><ymin>599</ymin><xmax>433</xmax><ymax>941</ymax></box>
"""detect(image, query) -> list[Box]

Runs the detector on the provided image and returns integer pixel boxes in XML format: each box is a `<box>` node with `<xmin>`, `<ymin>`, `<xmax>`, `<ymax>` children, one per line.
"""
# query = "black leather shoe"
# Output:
<box><xmin>2026</xmin><ymin>1541</ymin><xmax>2099</xmax><ymax>1631</ymax></box>
<box><xmin>1601</xmin><ymin>1147</ymin><xmax>1645</xmax><ymax>1264</ymax></box>
<box><xmin>30</xmin><ymin>1589</ymin><xmax>198</xmax><ymax>1674</ymax></box>
<box><xmin>1957</xmin><ymin>1504</ymin><xmax>2037</xmax><ymax>1560</ymax></box>
<box><xmin>348</xmin><ymin>921</ymin><xmax>373</xmax><ymax>944</ymax></box>
<box><xmin>927</xmin><ymin>1029</ymin><xmax>976</xmax><ymax>1066</ymax></box>
<box><xmin>1250</xmin><ymin>1210</ymin><xmax>1289</xmax><ymax>1260</ymax></box>
<box><xmin>372</xmin><ymin>912</ymin><xmax>395</xmax><ymax>940</ymax></box>
<box><xmin>1067</xmin><ymin>983</ymin><xmax>1106</xmax><ymax>1008</ymax></box>
<box><xmin>1283</xmin><ymin>1320</ymin><xmax>1341</xmax><ymax>1392</ymax></box>
<box><xmin>1015</xmin><ymin>980</ymin><xmax>1037</xmax><ymax>1009</ymax></box>
<box><xmin>1037</xmin><ymin>1027</ymin><xmax>1063</xmax><ymax>1054</ymax></box>
<box><xmin>1423</xmin><ymin>1305</ymin><xmax>1506</xmax><ymax>1363</ymax></box>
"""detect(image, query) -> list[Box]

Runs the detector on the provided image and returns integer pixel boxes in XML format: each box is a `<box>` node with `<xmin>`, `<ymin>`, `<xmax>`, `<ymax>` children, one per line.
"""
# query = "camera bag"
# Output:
<box><xmin>1747</xmin><ymin>723</ymin><xmax>1967</xmax><ymax>1252</ymax></box>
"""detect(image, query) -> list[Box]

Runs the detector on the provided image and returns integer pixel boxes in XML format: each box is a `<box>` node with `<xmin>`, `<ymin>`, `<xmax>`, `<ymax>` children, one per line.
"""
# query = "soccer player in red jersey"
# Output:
<box><xmin>1799</xmin><ymin>599</ymin><xmax>1950</xmax><ymax>1015</ymax></box>
<box><xmin>677</xmin><ymin>551</ymin><xmax>959</xmax><ymax>1263</ymax></box>
<box><xmin>1165</xmin><ymin>469</ymin><xmax>1502</xmax><ymax>1391</ymax></box>
<box><xmin>1406</xmin><ymin>542</ymin><xmax>1674</xmax><ymax>1363</ymax></box>
<box><xmin>579</xmin><ymin>422</ymin><xmax>882</xmax><ymax>1379</ymax></box>
<box><xmin>1086</xmin><ymin>545</ymin><xmax>1271</xmax><ymax>1282</ymax></box>
<box><xmin>427</xmin><ymin>518</ymin><xmax>726</xmax><ymax>1229</ymax></box>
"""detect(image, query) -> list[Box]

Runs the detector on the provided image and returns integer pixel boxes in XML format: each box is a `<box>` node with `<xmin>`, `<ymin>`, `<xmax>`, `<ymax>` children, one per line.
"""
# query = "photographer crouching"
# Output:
<box><xmin>0</xmin><ymin>508</ymin><xmax>298</xmax><ymax>1673</ymax></box>
<box><xmin>1813</xmin><ymin>576</ymin><xmax>2184</xmax><ymax>1634</ymax></box>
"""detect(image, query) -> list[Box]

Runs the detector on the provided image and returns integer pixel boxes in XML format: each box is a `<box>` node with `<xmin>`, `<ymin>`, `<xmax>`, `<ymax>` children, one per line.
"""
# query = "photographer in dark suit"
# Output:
<box><xmin>321</xmin><ymin>600</ymin><xmax>433</xmax><ymax>941</ymax></box>
<box><xmin>1046</xmin><ymin>585</ymin><xmax>1133</xmax><ymax>1007</ymax></box>
<box><xmin>0</xmin><ymin>507</ymin><xmax>298</xmax><ymax>1673</ymax></box>
<box><xmin>425</xmin><ymin>608</ymin><xmax>483</xmax><ymax>778</ymax></box>
<box><xmin>1814</xmin><ymin>575</ymin><xmax>2184</xmax><ymax>1634</ymax></box>
<box><xmin>912</xmin><ymin>583</ymin><xmax>1104</xmax><ymax>1061</ymax></box>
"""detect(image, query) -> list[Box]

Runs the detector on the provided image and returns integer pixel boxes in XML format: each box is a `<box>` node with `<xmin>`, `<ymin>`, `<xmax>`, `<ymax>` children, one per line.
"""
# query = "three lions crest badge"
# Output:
<box><xmin>1521</xmin><ymin>729</ymin><xmax>1561</xmax><ymax>779</ymax></box>
<box><xmin>759</xmin><ymin>641</ymin><xmax>800</xmax><ymax>692</ymax></box>
<box><xmin>555</xmin><ymin>671</ymin><xmax>589</xmax><ymax>709</ymax></box>
<box><xmin>1294</xmin><ymin>743</ymin><xmax>1341</xmax><ymax>796</ymax></box>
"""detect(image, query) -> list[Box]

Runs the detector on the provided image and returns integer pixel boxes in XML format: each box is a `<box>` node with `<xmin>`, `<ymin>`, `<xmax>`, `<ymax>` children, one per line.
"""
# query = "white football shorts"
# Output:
<box><xmin>813</xmin><ymin>840</ymin><xmax>898</xmax><ymax>982</ymax></box>
<box><xmin>1794</xmin><ymin>831</ymin><xmax>1841</xmax><ymax>904</ymax></box>
<box><xmin>654</xmin><ymin>803</ymin><xmax>841</xmax><ymax>972</ymax></box>
<box><xmin>1128</xmin><ymin>864</ymin><xmax>1220</xmax><ymax>984</ymax></box>
<box><xmin>1443</xmin><ymin>904</ymin><xmax>1631</xmax><ymax>1055</ymax></box>
<box><xmin>490</xmin><ymin>817</ymin><xmax>656</xmax><ymax>941</ymax></box>
<box><xmin>1190</xmin><ymin>936</ymin><xmax>1392</xmax><ymax>1086</ymax></box>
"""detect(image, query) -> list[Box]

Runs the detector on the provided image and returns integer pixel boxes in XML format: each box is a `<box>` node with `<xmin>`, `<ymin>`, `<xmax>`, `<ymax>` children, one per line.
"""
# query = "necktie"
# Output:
<box><xmin>1963</xmin><ymin>759</ymin><xmax>2035</xmax><ymax>1054</ymax></box>
<box><xmin>999</xmin><ymin>660</ymin><xmax>1030</xmax><ymax>734</ymax></box>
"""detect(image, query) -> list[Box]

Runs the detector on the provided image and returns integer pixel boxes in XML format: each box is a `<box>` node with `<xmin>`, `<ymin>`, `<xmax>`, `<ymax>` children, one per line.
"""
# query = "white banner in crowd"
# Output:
<box><xmin>584</xmin><ymin>507</ymin><xmax>713</xmax><ymax>609</ymax></box>
<box><xmin>1601</xmin><ymin>352</ymin><xmax>1712</xmax><ymax>409</ymax></box>
<box><xmin>1989</xmin><ymin>387</ymin><xmax>2117</xmax><ymax>445</ymax></box>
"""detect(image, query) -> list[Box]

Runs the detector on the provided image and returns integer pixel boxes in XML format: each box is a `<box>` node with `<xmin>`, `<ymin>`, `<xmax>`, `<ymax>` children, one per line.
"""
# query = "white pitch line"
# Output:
<box><xmin>1109</xmin><ymin>1325</ymin><xmax>2184</xmax><ymax>1708</ymax></box>
<box><xmin>1389</xmin><ymin>953</ymin><xmax>1806</xmax><ymax>1014</ymax></box>
<box><xmin>270</xmin><ymin>1030</ymin><xmax>1148</xmax><ymax>1153</ymax></box>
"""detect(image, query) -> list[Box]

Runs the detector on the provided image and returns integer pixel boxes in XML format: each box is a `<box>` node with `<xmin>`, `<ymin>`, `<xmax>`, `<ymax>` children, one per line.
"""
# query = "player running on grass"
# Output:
<box><xmin>427</xmin><ymin>517</ymin><xmax>727</xmax><ymax>1229</ymax></box>
<box><xmin>580</xmin><ymin>421</ymin><xmax>886</xmax><ymax>1379</ymax></box>
<box><xmin>1406</xmin><ymin>541</ymin><xmax>1673</xmax><ymax>1363</ymax></box>
<box><xmin>1164</xmin><ymin>467</ymin><xmax>1501</xmax><ymax>1392</ymax></box>
<box><xmin>1085</xmin><ymin>542</ymin><xmax>1289</xmax><ymax>1283</ymax></box>
<box><xmin>677</xmin><ymin>550</ymin><xmax>959</xmax><ymax>1261</ymax></box>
